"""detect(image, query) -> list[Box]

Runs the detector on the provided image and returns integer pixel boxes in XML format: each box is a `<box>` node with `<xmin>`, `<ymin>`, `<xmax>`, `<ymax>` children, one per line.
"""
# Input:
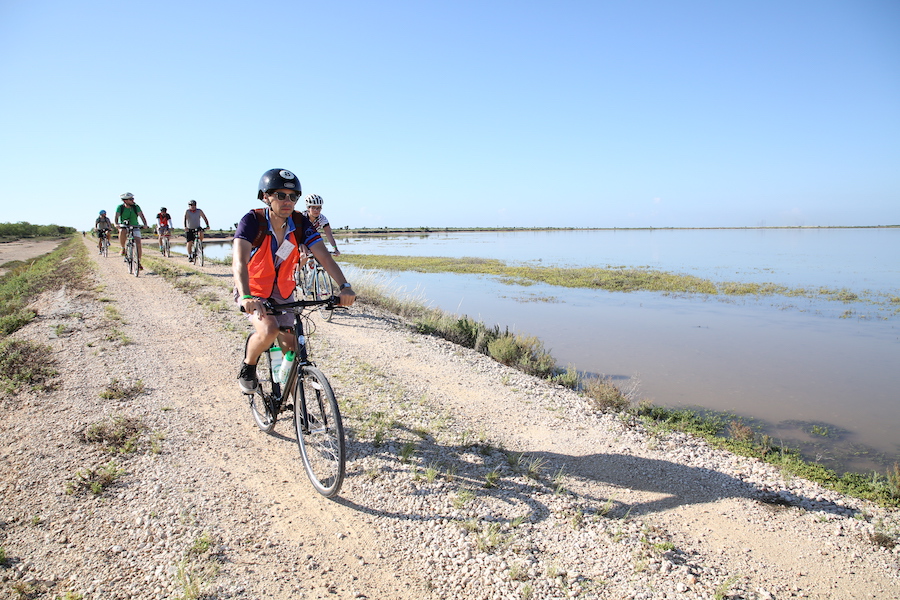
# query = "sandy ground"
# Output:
<box><xmin>0</xmin><ymin>239</ymin><xmax>67</xmax><ymax>275</ymax></box>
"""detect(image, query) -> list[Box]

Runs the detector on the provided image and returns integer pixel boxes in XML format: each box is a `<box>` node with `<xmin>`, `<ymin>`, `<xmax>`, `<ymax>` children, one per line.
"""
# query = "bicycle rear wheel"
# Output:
<box><xmin>245</xmin><ymin>337</ymin><xmax>278</xmax><ymax>433</ymax></box>
<box><xmin>294</xmin><ymin>366</ymin><xmax>345</xmax><ymax>497</ymax></box>
<box><xmin>313</xmin><ymin>268</ymin><xmax>335</xmax><ymax>322</ymax></box>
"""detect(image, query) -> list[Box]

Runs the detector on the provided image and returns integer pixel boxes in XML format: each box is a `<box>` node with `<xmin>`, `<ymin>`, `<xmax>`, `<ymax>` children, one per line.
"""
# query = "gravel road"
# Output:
<box><xmin>1</xmin><ymin>236</ymin><xmax>898</xmax><ymax>599</ymax></box>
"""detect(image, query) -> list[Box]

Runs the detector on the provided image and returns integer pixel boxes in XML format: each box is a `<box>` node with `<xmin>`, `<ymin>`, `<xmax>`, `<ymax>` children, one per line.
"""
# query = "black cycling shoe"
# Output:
<box><xmin>238</xmin><ymin>363</ymin><xmax>258</xmax><ymax>394</ymax></box>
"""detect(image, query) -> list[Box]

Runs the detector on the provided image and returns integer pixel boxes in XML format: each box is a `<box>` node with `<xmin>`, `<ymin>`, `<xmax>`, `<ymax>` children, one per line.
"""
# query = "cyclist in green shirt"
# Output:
<box><xmin>115</xmin><ymin>192</ymin><xmax>149</xmax><ymax>267</ymax></box>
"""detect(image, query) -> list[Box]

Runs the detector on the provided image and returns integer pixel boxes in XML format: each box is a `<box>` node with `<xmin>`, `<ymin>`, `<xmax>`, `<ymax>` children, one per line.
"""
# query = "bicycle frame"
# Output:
<box><xmin>187</xmin><ymin>228</ymin><xmax>204</xmax><ymax>265</ymax></box>
<box><xmin>98</xmin><ymin>230</ymin><xmax>110</xmax><ymax>255</ymax></box>
<box><xmin>159</xmin><ymin>228</ymin><xmax>171</xmax><ymax>256</ymax></box>
<box><xmin>296</xmin><ymin>256</ymin><xmax>337</xmax><ymax>321</ymax></box>
<box><xmin>124</xmin><ymin>226</ymin><xmax>141</xmax><ymax>276</ymax></box>
<box><xmin>263</xmin><ymin>298</ymin><xmax>333</xmax><ymax>412</ymax></box>
<box><xmin>297</xmin><ymin>257</ymin><xmax>317</xmax><ymax>294</ymax></box>
<box><xmin>244</xmin><ymin>296</ymin><xmax>345</xmax><ymax>496</ymax></box>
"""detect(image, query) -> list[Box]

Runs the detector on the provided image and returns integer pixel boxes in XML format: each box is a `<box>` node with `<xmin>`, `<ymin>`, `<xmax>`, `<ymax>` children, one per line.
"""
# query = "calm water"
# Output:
<box><xmin>202</xmin><ymin>229</ymin><xmax>900</xmax><ymax>474</ymax></box>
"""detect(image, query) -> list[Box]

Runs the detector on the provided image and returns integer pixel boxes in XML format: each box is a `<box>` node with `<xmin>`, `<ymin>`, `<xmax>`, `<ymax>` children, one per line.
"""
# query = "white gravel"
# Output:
<box><xmin>0</xmin><ymin>237</ymin><xmax>897</xmax><ymax>599</ymax></box>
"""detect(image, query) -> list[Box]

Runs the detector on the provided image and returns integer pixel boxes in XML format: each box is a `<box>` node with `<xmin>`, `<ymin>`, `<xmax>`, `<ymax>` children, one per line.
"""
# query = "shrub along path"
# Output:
<box><xmin>0</xmin><ymin>235</ymin><xmax>897</xmax><ymax>599</ymax></box>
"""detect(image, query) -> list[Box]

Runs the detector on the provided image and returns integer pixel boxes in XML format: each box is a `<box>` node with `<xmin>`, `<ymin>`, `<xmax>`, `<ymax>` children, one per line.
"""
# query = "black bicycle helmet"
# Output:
<box><xmin>257</xmin><ymin>168</ymin><xmax>301</xmax><ymax>200</ymax></box>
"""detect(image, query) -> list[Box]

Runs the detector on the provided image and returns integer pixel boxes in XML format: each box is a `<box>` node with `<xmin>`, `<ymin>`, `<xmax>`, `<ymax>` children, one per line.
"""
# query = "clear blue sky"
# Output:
<box><xmin>2</xmin><ymin>1</ymin><xmax>898</xmax><ymax>231</ymax></box>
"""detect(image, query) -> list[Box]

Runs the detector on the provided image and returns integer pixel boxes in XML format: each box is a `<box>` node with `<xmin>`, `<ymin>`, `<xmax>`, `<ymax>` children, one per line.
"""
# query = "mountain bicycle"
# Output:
<box><xmin>241</xmin><ymin>297</ymin><xmax>345</xmax><ymax>497</ymax></box>
<box><xmin>98</xmin><ymin>231</ymin><xmax>110</xmax><ymax>257</ymax></box>
<box><xmin>297</xmin><ymin>254</ymin><xmax>337</xmax><ymax>322</ymax></box>
<box><xmin>187</xmin><ymin>228</ymin><xmax>205</xmax><ymax>266</ymax></box>
<box><xmin>159</xmin><ymin>227</ymin><xmax>171</xmax><ymax>257</ymax></box>
<box><xmin>122</xmin><ymin>226</ymin><xmax>141</xmax><ymax>277</ymax></box>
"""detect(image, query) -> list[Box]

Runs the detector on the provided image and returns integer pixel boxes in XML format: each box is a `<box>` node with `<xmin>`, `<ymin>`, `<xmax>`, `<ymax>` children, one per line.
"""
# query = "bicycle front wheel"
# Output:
<box><xmin>245</xmin><ymin>337</ymin><xmax>278</xmax><ymax>433</ymax></box>
<box><xmin>163</xmin><ymin>237</ymin><xmax>170</xmax><ymax>258</ymax></box>
<box><xmin>313</xmin><ymin>268</ymin><xmax>335</xmax><ymax>322</ymax></box>
<box><xmin>126</xmin><ymin>243</ymin><xmax>134</xmax><ymax>274</ymax></box>
<box><xmin>294</xmin><ymin>366</ymin><xmax>345</xmax><ymax>497</ymax></box>
<box><xmin>198</xmin><ymin>242</ymin><xmax>204</xmax><ymax>266</ymax></box>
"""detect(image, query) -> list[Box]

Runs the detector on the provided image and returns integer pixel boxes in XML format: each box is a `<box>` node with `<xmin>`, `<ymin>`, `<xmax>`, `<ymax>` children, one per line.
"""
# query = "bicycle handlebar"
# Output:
<box><xmin>240</xmin><ymin>297</ymin><xmax>340</xmax><ymax>314</ymax></box>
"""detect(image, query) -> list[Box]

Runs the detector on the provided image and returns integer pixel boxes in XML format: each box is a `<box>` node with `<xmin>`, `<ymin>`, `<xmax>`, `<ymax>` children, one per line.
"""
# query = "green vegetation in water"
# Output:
<box><xmin>338</xmin><ymin>254</ymin><xmax>891</xmax><ymax>307</ymax></box>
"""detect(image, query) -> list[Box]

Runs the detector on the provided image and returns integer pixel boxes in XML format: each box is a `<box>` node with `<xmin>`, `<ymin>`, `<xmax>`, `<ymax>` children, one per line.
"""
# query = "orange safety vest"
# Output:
<box><xmin>247</xmin><ymin>225</ymin><xmax>300</xmax><ymax>299</ymax></box>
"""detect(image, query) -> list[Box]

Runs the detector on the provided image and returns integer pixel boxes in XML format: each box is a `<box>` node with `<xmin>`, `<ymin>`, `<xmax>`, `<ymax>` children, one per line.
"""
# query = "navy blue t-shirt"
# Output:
<box><xmin>234</xmin><ymin>209</ymin><xmax>322</xmax><ymax>259</ymax></box>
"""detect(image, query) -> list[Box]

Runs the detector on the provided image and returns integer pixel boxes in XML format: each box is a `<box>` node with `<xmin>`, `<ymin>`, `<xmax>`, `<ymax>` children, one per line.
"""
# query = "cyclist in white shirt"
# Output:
<box><xmin>301</xmin><ymin>194</ymin><xmax>340</xmax><ymax>259</ymax></box>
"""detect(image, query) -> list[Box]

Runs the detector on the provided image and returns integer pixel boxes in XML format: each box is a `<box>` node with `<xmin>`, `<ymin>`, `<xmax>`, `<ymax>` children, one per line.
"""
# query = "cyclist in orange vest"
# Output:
<box><xmin>156</xmin><ymin>207</ymin><xmax>173</xmax><ymax>253</ymax></box>
<box><xmin>232</xmin><ymin>168</ymin><xmax>356</xmax><ymax>394</ymax></box>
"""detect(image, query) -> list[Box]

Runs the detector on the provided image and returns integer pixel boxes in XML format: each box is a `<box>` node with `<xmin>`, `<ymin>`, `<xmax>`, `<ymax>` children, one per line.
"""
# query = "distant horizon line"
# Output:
<box><xmin>329</xmin><ymin>224</ymin><xmax>899</xmax><ymax>235</ymax></box>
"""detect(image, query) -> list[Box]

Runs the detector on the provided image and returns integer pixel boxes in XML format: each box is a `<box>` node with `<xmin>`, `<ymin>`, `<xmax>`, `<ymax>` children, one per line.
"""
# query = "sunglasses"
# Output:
<box><xmin>307</xmin><ymin>205</ymin><xmax>322</xmax><ymax>210</ymax></box>
<box><xmin>270</xmin><ymin>191</ymin><xmax>300</xmax><ymax>203</ymax></box>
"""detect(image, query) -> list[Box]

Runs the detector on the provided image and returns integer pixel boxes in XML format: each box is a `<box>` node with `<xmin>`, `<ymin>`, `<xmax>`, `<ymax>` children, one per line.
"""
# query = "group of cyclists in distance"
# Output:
<box><xmin>92</xmin><ymin>169</ymin><xmax>353</xmax><ymax>395</ymax></box>
<box><xmin>92</xmin><ymin>195</ymin><xmax>213</xmax><ymax>265</ymax></box>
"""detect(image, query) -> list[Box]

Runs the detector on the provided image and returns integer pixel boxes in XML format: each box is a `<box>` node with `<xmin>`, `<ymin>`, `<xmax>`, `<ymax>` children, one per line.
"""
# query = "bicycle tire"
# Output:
<box><xmin>198</xmin><ymin>241</ymin><xmax>204</xmax><ymax>266</ymax></box>
<box><xmin>245</xmin><ymin>337</ymin><xmax>278</xmax><ymax>433</ymax></box>
<box><xmin>294</xmin><ymin>365</ymin><xmax>345</xmax><ymax>497</ymax></box>
<box><xmin>313</xmin><ymin>268</ymin><xmax>335</xmax><ymax>322</ymax></box>
<box><xmin>163</xmin><ymin>237</ymin><xmax>170</xmax><ymax>258</ymax></box>
<box><xmin>302</xmin><ymin>266</ymin><xmax>316</xmax><ymax>300</ymax></box>
<box><xmin>101</xmin><ymin>238</ymin><xmax>108</xmax><ymax>258</ymax></box>
<box><xmin>126</xmin><ymin>242</ymin><xmax>134</xmax><ymax>274</ymax></box>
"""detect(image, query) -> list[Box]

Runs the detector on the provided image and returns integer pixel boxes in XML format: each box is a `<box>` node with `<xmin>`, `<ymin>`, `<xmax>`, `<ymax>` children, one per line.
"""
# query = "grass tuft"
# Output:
<box><xmin>99</xmin><ymin>378</ymin><xmax>146</xmax><ymax>401</ymax></box>
<box><xmin>82</xmin><ymin>416</ymin><xmax>147</xmax><ymax>453</ymax></box>
<box><xmin>0</xmin><ymin>339</ymin><xmax>58</xmax><ymax>393</ymax></box>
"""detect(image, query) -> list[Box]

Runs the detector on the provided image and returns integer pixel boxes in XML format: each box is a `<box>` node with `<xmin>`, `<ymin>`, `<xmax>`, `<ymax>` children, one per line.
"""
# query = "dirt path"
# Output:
<box><xmin>0</xmin><ymin>235</ymin><xmax>897</xmax><ymax>599</ymax></box>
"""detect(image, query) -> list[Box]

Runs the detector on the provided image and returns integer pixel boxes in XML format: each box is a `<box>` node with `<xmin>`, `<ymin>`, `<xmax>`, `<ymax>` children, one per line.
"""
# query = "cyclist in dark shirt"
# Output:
<box><xmin>232</xmin><ymin>168</ymin><xmax>355</xmax><ymax>393</ymax></box>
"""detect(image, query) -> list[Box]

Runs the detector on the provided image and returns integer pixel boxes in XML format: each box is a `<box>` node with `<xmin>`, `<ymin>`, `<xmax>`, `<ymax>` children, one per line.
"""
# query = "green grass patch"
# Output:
<box><xmin>340</xmin><ymin>254</ymin><xmax>718</xmax><ymax>294</ymax></box>
<box><xmin>0</xmin><ymin>235</ymin><xmax>91</xmax><ymax>336</ymax></box>
<box><xmin>0</xmin><ymin>339</ymin><xmax>58</xmax><ymax>393</ymax></box>
<box><xmin>340</xmin><ymin>253</ymin><xmax>892</xmax><ymax>307</ymax></box>
<box><xmin>81</xmin><ymin>415</ymin><xmax>147</xmax><ymax>453</ymax></box>
<box><xmin>99</xmin><ymin>378</ymin><xmax>146</xmax><ymax>401</ymax></box>
<box><xmin>66</xmin><ymin>461</ymin><xmax>125</xmax><ymax>496</ymax></box>
<box><xmin>632</xmin><ymin>403</ymin><xmax>900</xmax><ymax>507</ymax></box>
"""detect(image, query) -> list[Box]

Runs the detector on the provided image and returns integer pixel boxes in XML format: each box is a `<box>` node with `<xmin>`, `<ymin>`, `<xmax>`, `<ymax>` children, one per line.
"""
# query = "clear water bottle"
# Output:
<box><xmin>269</xmin><ymin>346</ymin><xmax>283</xmax><ymax>378</ymax></box>
<box><xmin>277</xmin><ymin>351</ymin><xmax>295</xmax><ymax>385</ymax></box>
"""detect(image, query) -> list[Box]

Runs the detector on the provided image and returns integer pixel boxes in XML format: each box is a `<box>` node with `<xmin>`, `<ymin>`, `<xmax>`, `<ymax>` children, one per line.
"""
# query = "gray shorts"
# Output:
<box><xmin>236</xmin><ymin>287</ymin><xmax>296</xmax><ymax>329</ymax></box>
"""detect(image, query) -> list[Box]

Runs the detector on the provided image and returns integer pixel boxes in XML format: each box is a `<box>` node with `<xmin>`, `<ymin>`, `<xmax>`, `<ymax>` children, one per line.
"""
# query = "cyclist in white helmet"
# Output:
<box><xmin>114</xmin><ymin>193</ymin><xmax>148</xmax><ymax>267</ymax></box>
<box><xmin>302</xmin><ymin>194</ymin><xmax>341</xmax><ymax>256</ymax></box>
